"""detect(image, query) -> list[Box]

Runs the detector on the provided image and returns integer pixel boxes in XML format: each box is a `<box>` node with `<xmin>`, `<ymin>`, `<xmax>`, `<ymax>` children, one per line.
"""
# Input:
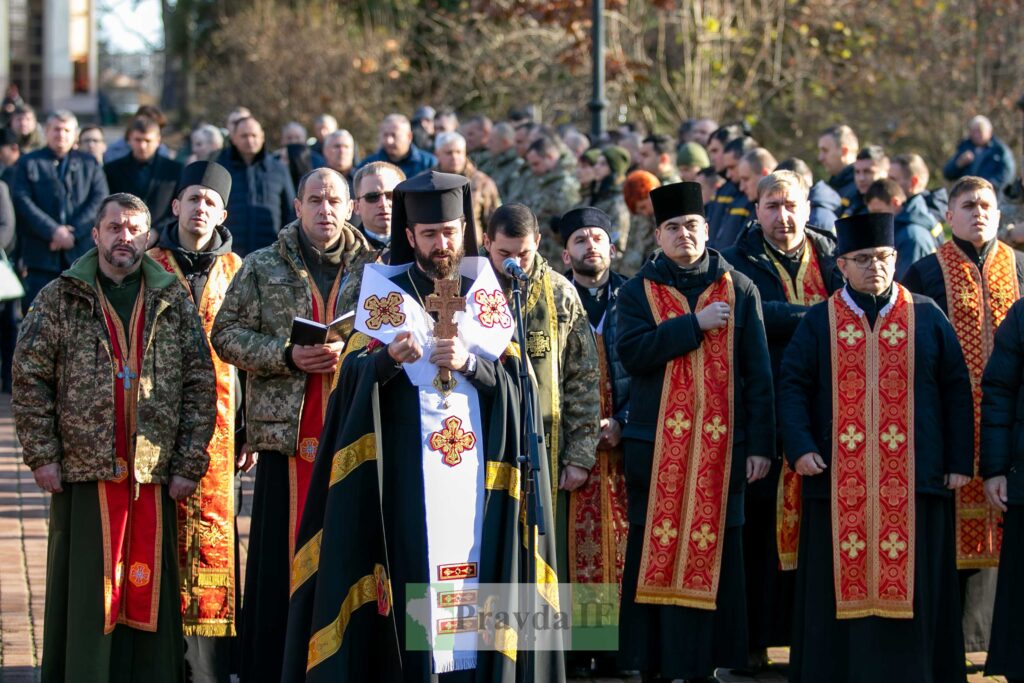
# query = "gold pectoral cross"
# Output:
<box><xmin>425</xmin><ymin>278</ymin><xmax>466</xmax><ymax>405</ymax></box>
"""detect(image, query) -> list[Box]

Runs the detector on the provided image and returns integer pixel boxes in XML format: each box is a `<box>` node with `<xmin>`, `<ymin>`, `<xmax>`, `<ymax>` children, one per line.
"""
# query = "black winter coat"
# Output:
<box><xmin>615</xmin><ymin>250</ymin><xmax>776</xmax><ymax>525</ymax></box>
<box><xmin>104</xmin><ymin>153</ymin><xmax>183</xmax><ymax>227</ymax></box>
<box><xmin>980</xmin><ymin>298</ymin><xmax>1024</xmax><ymax>504</ymax></box>
<box><xmin>217</xmin><ymin>146</ymin><xmax>295</xmax><ymax>257</ymax></box>
<box><xmin>779</xmin><ymin>287</ymin><xmax>975</xmax><ymax>500</ymax></box>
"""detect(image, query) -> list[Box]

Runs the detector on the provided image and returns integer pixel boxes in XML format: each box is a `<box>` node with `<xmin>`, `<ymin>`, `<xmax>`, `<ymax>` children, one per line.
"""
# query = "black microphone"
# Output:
<box><xmin>502</xmin><ymin>257</ymin><xmax>529</xmax><ymax>282</ymax></box>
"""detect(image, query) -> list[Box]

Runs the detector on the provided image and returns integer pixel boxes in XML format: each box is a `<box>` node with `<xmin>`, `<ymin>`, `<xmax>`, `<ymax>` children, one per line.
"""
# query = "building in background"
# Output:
<box><xmin>0</xmin><ymin>0</ymin><xmax>99</xmax><ymax>117</ymax></box>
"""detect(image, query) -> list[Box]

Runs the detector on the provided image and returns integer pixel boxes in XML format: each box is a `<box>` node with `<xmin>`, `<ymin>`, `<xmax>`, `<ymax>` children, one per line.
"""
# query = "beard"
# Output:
<box><xmin>569</xmin><ymin>252</ymin><xmax>610</xmax><ymax>278</ymax></box>
<box><xmin>103</xmin><ymin>243</ymin><xmax>142</xmax><ymax>270</ymax></box>
<box><xmin>415</xmin><ymin>244</ymin><xmax>464</xmax><ymax>280</ymax></box>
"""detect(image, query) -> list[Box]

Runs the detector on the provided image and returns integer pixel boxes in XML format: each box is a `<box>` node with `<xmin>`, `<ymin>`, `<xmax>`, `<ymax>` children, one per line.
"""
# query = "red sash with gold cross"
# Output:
<box><xmin>635</xmin><ymin>274</ymin><xmax>735</xmax><ymax>610</ymax></box>
<box><xmin>936</xmin><ymin>239</ymin><xmax>1019</xmax><ymax>568</ymax></box>
<box><xmin>568</xmin><ymin>332</ymin><xmax>629</xmax><ymax>587</ymax></box>
<box><xmin>289</xmin><ymin>264</ymin><xmax>344</xmax><ymax>559</ymax></box>
<box><xmin>96</xmin><ymin>281</ymin><xmax>164</xmax><ymax>633</ymax></box>
<box><xmin>766</xmin><ymin>242</ymin><xmax>829</xmax><ymax>571</ymax></box>
<box><xmin>150</xmin><ymin>248</ymin><xmax>242</xmax><ymax>637</ymax></box>
<box><xmin>829</xmin><ymin>285</ymin><xmax>915</xmax><ymax>619</ymax></box>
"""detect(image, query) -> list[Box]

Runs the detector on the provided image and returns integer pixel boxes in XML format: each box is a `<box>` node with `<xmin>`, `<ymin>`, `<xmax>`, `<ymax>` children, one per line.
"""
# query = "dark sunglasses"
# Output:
<box><xmin>358</xmin><ymin>191</ymin><xmax>394</xmax><ymax>203</ymax></box>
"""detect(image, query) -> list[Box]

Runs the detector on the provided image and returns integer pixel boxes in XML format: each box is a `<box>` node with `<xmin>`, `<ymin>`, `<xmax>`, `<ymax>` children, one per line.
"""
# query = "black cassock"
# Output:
<box><xmin>779</xmin><ymin>285</ymin><xmax>974</xmax><ymax>683</ymax></box>
<box><xmin>614</xmin><ymin>251</ymin><xmax>776</xmax><ymax>680</ymax></box>
<box><xmin>980</xmin><ymin>298</ymin><xmax>1024</xmax><ymax>680</ymax></box>
<box><xmin>281</xmin><ymin>268</ymin><xmax>564</xmax><ymax>683</ymax></box>
<box><xmin>903</xmin><ymin>236</ymin><xmax>1024</xmax><ymax>653</ymax></box>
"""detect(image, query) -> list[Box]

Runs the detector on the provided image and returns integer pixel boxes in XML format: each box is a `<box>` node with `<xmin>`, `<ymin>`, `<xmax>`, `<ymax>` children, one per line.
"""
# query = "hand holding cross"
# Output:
<box><xmin>425</xmin><ymin>278</ymin><xmax>466</xmax><ymax>383</ymax></box>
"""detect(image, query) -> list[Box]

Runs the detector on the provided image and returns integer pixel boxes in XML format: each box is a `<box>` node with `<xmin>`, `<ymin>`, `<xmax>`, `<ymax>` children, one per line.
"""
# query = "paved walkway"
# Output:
<box><xmin>0</xmin><ymin>393</ymin><xmax>1006</xmax><ymax>681</ymax></box>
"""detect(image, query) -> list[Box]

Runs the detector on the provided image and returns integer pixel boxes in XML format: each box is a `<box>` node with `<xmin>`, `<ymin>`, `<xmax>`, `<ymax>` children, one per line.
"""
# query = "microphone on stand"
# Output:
<box><xmin>502</xmin><ymin>257</ymin><xmax>530</xmax><ymax>282</ymax></box>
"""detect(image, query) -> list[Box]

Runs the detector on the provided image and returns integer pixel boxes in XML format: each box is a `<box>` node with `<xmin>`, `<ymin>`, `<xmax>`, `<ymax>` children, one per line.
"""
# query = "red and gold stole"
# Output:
<box><xmin>766</xmin><ymin>242</ymin><xmax>829</xmax><ymax>571</ymax></box>
<box><xmin>936</xmin><ymin>239</ymin><xmax>1019</xmax><ymax>568</ymax></box>
<box><xmin>568</xmin><ymin>331</ymin><xmax>629</xmax><ymax>587</ymax></box>
<box><xmin>151</xmin><ymin>249</ymin><xmax>242</xmax><ymax>637</ymax></box>
<box><xmin>96</xmin><ymin>280</ymin><xmax>163</xmax><ymax>633</ymax></box>
<box><xmin>636</xmin><ymin>273</ymin><xmax>735</xmax><ymax>609</ymax></box>
<box><xmin>829</xmin><ymin>284</ymin><xmax>915</xmax><ymax>619</ymax></box>
<box><xmin>289</xmin><ymin>264</ymin><xmax>344</xmax><ymax>559</ymax></box>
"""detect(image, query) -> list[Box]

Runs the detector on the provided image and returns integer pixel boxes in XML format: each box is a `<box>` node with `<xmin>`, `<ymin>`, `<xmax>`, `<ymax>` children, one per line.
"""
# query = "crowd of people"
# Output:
<box><xmin>2</xmin><ymin>97</ymin><xmax>1024</xmax><ymax>683</ymax></box>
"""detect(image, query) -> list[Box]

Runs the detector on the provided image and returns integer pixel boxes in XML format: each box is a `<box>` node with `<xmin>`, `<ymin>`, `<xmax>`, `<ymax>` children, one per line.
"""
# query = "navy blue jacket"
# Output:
<box><xmin>217</xmin><ymin>145</ymin><xmax>295</xmax><ymax>257</ymax></box>
<box><xmin>808</xmin><ymin>180</ymin><xmax>840</xmax><ymax>233</ymax></box>
<box><xmin>705</xmin><ymin>180</ymin><xmax>753</xmax><ymax>250</ymax></box>
<box><xmin>616</xmin><ymin>250</ymin><xmax>775</xmax><ymax>526</ymax></box>
<box><xmin>103</xmin><ymin>153</ymin><xmax>183</xmax><ymax>227</ymax></box>
<box><xmin>10</xmin><ymin>148</ymin><xmax>108</xmax><ymax>273</ymax></box>
<box><xmin>827</xmin><ymin>164</ymin><xmax>858</xmax><ymax>213</ymax></box>
<box><xmin>921</xmin><ymin>188</ymin><xmax>949</xmax><ymax>227</ymax></box>
<box><xmin>840</xmin><ymin>191</ymin><xmax>867</xmax><ymax>219</ymax></box>
<box><xmin>357</xmin><ymin>144</ymin><xmax>436</xmax><ymax>180</ymax></box>
<box><xmin>981</xmin><ymin>297</ymin><xmax>1024</xmax><ymax>504</ymax></box>
<box><xmin>779</xmin><ymin>287</ymin><xmax>974</xmax><ymax>500</ymax></box>
<box><xmin>943</xmin><ymin>136</ymin><xmax>1016</xmax><ymax>189</ymax></box>
<box><xmin>894</xmin><ymin>195</ymin><xmax>940</xmax><ymax>280</ymax></box>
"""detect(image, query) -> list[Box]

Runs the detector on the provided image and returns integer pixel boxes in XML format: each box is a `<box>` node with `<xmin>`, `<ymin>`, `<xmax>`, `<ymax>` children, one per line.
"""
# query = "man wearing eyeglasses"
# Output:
<box><xmin>615</xmin><ymin>181</ymin><xmax>775</xmax><ymax>681</ymax></box>
<box><xmin>902</xmin><ymin>175</ymin><xmax>1024</xmax><ymax>657</ymax></box>
<box><xmin>779</xmin><ymin>212</ymin><xmax>974</xmax><ymax>682</ymax></box>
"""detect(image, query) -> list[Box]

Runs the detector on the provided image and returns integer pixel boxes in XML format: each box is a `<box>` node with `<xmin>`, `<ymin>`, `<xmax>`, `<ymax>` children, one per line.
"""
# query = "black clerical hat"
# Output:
<box><xmin>558</xmin><ymin>206</ymin><xmax>612</xmax><ymax>245</ymax></box>
<box><xmin>650</xmin><ymin>181</ymin><xmax>705</xmax><ymax>226</ymax></box>
<box><xmin>389</xmin><ymin>171</ymin><xmax>478</xmax><ymax>265</ymax></box>
<box><xmin>177</xmin><ymin>161</ymin><xmax>232</xmax><ymax>204</ymax></box>
<box><xmin>835</xmin><ymin>212</ymin><xmax>895</xmax><ymax>256</ymax></box>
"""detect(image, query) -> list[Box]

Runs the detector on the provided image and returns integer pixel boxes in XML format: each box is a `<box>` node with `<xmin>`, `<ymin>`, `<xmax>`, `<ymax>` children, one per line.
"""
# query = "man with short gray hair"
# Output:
<box><xmin>944</xmin><ymin>115</ymin><xmax>1016</xmax><ymax>190</ymax></box>
<box><xmin>435</xmin><ymin>130</ymin><xmax>501</xmax><ymax>244</ymax></box>
<box><xmin>11</xmin><ymin>109</ymin><xmax>109</xmax><ymax>307</ymax></box>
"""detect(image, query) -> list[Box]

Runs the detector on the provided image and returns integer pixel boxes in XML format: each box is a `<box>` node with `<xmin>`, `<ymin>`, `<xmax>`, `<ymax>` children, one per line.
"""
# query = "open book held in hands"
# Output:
<box><xmin>289</xmin><ymin>311</ymin><xmax>355</xmax><ymax>346</ymax></box>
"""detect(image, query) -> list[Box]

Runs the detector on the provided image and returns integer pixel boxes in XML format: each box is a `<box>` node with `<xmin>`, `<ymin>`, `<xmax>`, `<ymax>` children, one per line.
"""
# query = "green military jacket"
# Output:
<box><xmin>520</xmin><ymin>255</ymin><xmax>601</xmax><ymax>482</ymax></box>
<box><xmin>482</xmin><ymin>149</ymin><xmax>525</xmax><ymax>203</ymax></box>
<box><xmin>531</xmin><ymin>170</ymin><xmax>581</xmax><ymax>266</ymax></box>
<box><xmin>13</xmin><ymin>250</ymin><xmax>217</xmax><ymax>483</ymax></box>
<box><xmin>210</xmin><ymin>220</ymin><xmax>371</xmax><ymax>454</ymax></box>
<box><xmin>618</xmin><ymin>213</ymin><xmax>657</xmax><ymax>277</ymax></box>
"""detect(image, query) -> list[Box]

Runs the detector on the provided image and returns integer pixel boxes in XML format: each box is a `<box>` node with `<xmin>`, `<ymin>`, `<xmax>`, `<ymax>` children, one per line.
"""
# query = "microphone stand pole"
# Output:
<box><xmin>509</xmin><ymin>272</ymin><xmax>546</xmax><ymax>677</ymax></box>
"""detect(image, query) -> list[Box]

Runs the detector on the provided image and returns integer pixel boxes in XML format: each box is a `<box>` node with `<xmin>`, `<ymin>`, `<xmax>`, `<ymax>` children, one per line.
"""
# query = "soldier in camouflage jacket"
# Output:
<box><xmin>210</xmin><ymin>219</ymin><xmax>371</xmax><ymax>455</ymax></box>
<box><xmin>13</xmin><ymin>248</ymin><xmax>216</xmax><ymax>484</ymax></box>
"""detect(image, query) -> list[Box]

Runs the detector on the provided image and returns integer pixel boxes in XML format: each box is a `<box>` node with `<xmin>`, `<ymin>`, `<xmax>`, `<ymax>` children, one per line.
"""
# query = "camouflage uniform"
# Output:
<box><xmin>517</xmin><ymin>254</ymin><xmax>600</xmax><ymax>576</ymax></box>
<box><xmin>481</xmin><ymin>148</ymin><xmax>525</xmax><ymax>202</ymax></box>
<box><xmin>13</xmin><ymin>250</ymin><xmax>217</xmax><ymax>483</ymax></box>
<box><xmin>524</xmin><ymin>169</ymin><xmax>581</xmax><ymax>266</ymax></box>
<box><xmin>469</xmin><ymin>148</ymin><xmax>491</xmax><ymax>170</ymax></box>
<box><xmin>210</xmin><ymin>220</ymin><xmax>371</xmax><ymax>454</ymax></box>
<box><xmin>585</xmin><ymin>180</ymin><xmax>632</xmax><ymax>253</ymax></box>
<box><xmin>463</xmin><ymin>160</ymin><xmax>502</xmax><ymax>236</ymax></box>
<box><xmin>618</xmin><ymin>212</ymin><xmax>658</xmax><ymax>277</ymax></box>
<box><xmin>521</xmin><ymin>254</ymin><xmax>601</xmax><ymax>476</ymax></box>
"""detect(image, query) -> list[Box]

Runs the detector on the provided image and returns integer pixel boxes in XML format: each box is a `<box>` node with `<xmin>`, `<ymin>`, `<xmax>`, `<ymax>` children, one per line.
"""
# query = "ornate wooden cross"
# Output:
<box><xmin>425</xmin><ymin>278</ymin><xmax>466</xmax><ymax>384</ymax></box>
